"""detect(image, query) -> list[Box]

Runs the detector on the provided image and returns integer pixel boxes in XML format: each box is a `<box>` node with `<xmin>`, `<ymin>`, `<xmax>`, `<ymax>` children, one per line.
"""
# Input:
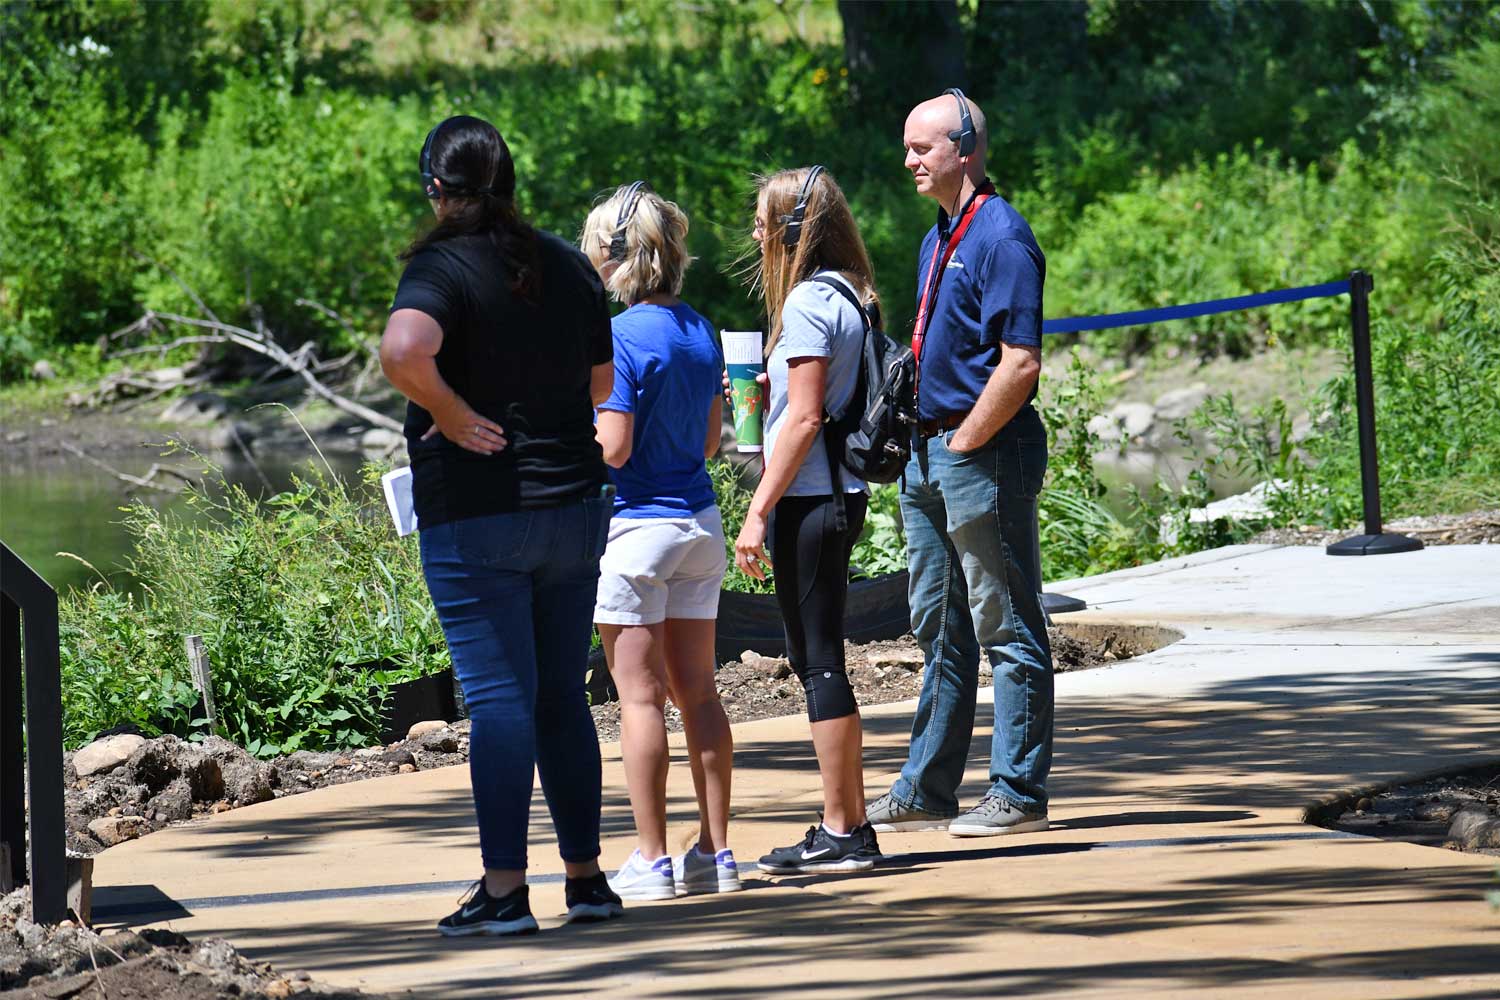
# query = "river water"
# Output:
<box><xmin>1</xmin><ymin>441</ymin><xmax>1252</xmax><ymax>596</ymax></box>
<box><xmin>1</xmin><ymin>446</ymin><xmax>368</xmax><ymax>594</ymax></box>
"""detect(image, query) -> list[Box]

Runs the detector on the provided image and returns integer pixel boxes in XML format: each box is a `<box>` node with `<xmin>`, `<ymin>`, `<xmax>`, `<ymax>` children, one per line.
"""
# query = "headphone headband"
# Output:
<box><xmin>419</xmin><ymin>117</ymin><xmax>498</xmax><ymax>200</ymax></box>
<box><xmin>779</xmin><ymin>164</ymin><xmax>826</xmax><ymax>248</ymax></box>
<box><xmin>609</xmin><ymin>181</ymin><xmax>651</xmax><ymax>262</ymax></box>
<box><xmin>944</xmin><ymin>88</ymin><xmax>977</xmax><ymax>157</ymax></box>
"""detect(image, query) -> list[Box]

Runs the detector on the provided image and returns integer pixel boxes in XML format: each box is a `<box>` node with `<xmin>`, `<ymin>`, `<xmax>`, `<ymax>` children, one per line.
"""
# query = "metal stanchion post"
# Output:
<box><xmin>1326</xmin><ymin>270</ymin><xmax>1423</xmax><ymax>557</ymax></box>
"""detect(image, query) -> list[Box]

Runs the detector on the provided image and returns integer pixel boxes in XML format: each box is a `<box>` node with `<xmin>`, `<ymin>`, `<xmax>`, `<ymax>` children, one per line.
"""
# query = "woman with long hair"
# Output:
<box><xmin>380</xmin><ymin>115</ymin><xmax>624</xmax><ymax>936</ymax></box>
<box><xmin>579</xmin><ymin>183</ymin><xmax>739</xmax><ymax>900</ymax></box>
<box><xmin>735</xmin><ymin>165</ymin><xmax>883</xmax><ymax>874</ymax></box>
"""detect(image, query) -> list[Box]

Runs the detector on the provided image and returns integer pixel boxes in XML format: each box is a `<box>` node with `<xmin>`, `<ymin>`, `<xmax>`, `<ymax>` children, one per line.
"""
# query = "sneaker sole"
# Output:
<box><xmin>438</xmin><ymin>915</ymin><xmax>539</xmax><ymax>937</ymax></box>
<box><xmin>565</xmin><ymin>901</ymin><xmax>626</xmax><ymax>923</ymax></box>
<box><xmin>610</xmin><ymin>883</ymin><xmax>677</xmax><ymax>901</ymax></box>
<box><xmin>676</xmin><ymin>878</ymin><xmax>744</xmax><ymax>895</ymax></box>
<box><xmin>757</xmin><ymin>857</ymin><xmax>876</xmax><ymax>875</ymax></box>
<box><xmin>948</xmin><ymin>818</ymin><xmax>1050</xmax><ymax>838</ymax></box>
<box><xmin>869</xmin><ymin>818</ymin><xmax>953</xmax><ymax>833</ymax></box>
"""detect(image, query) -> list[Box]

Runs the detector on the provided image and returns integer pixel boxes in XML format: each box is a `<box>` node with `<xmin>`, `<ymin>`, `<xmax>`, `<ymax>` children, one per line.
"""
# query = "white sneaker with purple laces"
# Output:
<box><xmin>608</xmin><ymin>849</ymin><xmax>677</xmax><ymax>901</ymax></box>
<box><xmin>675</xmin><ymin>846</ymin><xmax>743</xmax><ymax>895</ymax></box>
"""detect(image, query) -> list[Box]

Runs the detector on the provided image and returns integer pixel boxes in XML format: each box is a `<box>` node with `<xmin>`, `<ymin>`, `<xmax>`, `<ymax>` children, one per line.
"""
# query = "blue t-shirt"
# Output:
<box><xmin>914</xmin><ymin>184</ymin><xmax>1045</xmax><ymax>422</ymax></box>
<box><xmin>599</xmin><ymin>302</ymin><xmax>722</xmax><ymax>518</ymax></box>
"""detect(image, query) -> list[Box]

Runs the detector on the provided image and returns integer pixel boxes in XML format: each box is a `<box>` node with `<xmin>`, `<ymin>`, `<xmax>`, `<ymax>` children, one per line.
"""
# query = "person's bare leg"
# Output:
<box><xmin>598</xmin><ymin>622</ymin><xmax>670</xmax><ymax>860</ymax></box>
<box><xmin>809</xmin><ymin>711</ymin><xmax>867</xmax><ymax>834</ymax></box>
<box><xmin>483</xmin><ymin>859</ymin><xmax>599</xmax><ymax>898</ymax></box>
<box><xmin>663</xmin><ymin>618</ymin><xmax>732</xmax><ymax>852</ymax></box>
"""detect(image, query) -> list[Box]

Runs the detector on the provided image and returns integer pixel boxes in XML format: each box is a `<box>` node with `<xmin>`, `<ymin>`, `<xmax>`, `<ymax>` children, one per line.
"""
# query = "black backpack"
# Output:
<box><xmin>811</xmin><ymin>275</ymin><xmax>918</xmax><ymax>502</ymax></box>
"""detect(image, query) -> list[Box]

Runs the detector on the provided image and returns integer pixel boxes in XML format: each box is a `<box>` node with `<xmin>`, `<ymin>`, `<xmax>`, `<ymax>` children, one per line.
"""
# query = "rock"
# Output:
<box><xmin>359</xmin><ymin>428</ymin><xmax>404</xmax><ymax>454</ymax></box>
<box><xmin>865</xmin><ymin>649</ymin><xmax>923</xmax><ymax>672</ymax></box>
<box><xmin>1113</xmin><ymin>401</ymin><xmax>1156</xmax><ymax>438</ymax></box>
<box><xmin>739</xmin><ymin>650</ymin><xmax>792</xmax><ymax>679</ymax></box>
<box><xmin>72</xmin><ymin>734</ymin><xmax>147</xmax><ymax>777</ymax></box>
<box><xmin>207</xmin><ymin>420</ymin><xmax>257</xmax><ymax>452</ymax></box>
<box><xmin>406</xmin><ymin>720</ymin><xmax>449</xmax><ymax>740</ymax></box>
<box><xmin>1448</xmin><ymin>805</ymin><xmax>1500</xmax><ymax>850</ymax></box>
<box><xmin>398</xmin><ymin>763</ymin><xmax>416</xmax><ymax>774</ymax></box>
<box><xmin>3</xmin><ymin>430</ymin><xmax>27</xmax><ymax>444</ymax></box>
<box><xmin>354</xmin><ymin>747</ymin><xmax>384</xmax><ymax>758</ymax></box>
<box><xmin>1153</xmin><ymin>382</ymin><xmax>1210</xmax><ymax>422</ymax></box>
<box><xmin>30</xmin><ymin>359</ymin><xmax>57</xmax><ymax>381</ymax></box>
<box><xmin>1086</xmin><ymin>413</ymin><xmax>1123</xmax><ymax>444</ymax></box>
<box><xmin>87</xmin><ymin>815</ymin><xmax>148</xmax><ymax>846</ymax></box>
<box><xmin>161</xmin><ymin>391</ymin><xmax>231</xmax><ymax>424</ymax></box>
<box><xmin>183</xmin><ymin>755</ymin><xmax>225</xmax><ymax>802</ymax></box>
<box><xmin>125</xmin><ymin>738</ymin><xmax>185</xmax><ymax>792</ymax></box>
<box><xmin>417</xmin><ymin>730</ymin><xmax>459</xmax><ymax>754</ymax></box>
<box><xmin>198</xmin><ymin>737</ymin><xmax>275</xmax><ymax>806</ymax></box>
<box><xmin>379</xmin><ymin>748</ymin><xmax>416</xmax><ymax>768</ymax></box>
<box><xmin>1158</xmin><ymin>479</ymin><xmax>1298</xmax><ymax>546</ymax></box>
<box><xmin>145</xmin><ymin>366</ymin><xmax>187</xmax><ymax>386</ymax></box>
<box><xmin>146</xmin><ymin>778</ymin><xmax>194</xmax><ymax>822</ymax></box>
<box><xmin>1355</xmin><ymin>797</ymin><xmax>1374</xmax><ymax>813</ymax></box>
<box><xmin>265</xmin><ymin>980</ymin><xmax>294</xmax><ymax>999</ymax></box>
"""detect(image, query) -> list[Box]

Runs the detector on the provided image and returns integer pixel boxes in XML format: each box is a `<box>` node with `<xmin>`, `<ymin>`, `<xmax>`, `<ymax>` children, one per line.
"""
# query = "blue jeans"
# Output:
<box><xmin>420</xmin><ymin>493</ymin><xmax>613</xmax><ymax>871</ymax></box>
<box><xmin>890</xmin><ymin>408</ymin><xmax>1053</xmax><ymax>815</ymax></box>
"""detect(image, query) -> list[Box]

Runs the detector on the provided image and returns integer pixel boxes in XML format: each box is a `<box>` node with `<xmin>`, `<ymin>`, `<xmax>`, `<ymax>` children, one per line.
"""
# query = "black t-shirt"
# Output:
<box><xmin>390</xmin><ymin>230</ymin><xmax>612</xmax><ymax>527</ymax></box>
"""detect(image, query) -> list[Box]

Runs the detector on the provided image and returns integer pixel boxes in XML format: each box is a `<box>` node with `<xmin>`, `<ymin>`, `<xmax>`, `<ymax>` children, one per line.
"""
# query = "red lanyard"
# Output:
<box><xmin>912</xmin><ymin>190</ymin><xmax>991</xmax><ymax>384</ymax></box>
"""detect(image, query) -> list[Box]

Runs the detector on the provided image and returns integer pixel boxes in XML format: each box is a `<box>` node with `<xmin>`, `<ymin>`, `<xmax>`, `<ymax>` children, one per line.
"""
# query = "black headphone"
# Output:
<box><xmin>609</xmin><ymin>181</ymin><xmax>651</xmax><ymax>262</ymax></box>
<box><xmin>779</xmin><ymin>164</ymin><xmax>825</xmax><ymax>248</ymax></box>
<box><xmin>944</xmin><ymin>88</ymin><xmax>977</xmax><ymax>157</ymax></box>
<box><xmin>419</xmin><ymin>118</ymin><xmax>496</xmax><ymax>200</ymax></box>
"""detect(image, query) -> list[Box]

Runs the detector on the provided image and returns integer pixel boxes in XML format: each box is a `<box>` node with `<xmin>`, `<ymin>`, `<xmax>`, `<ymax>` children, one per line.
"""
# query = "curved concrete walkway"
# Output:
<box><xmin>92</xmin><ymin>545</ymin><xmax>1500</xmax><ymax>998</ymax></box>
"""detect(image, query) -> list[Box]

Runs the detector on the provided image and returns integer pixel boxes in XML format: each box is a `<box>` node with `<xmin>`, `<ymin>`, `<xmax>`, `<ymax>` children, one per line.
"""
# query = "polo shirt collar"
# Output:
<box><xmin>937</xmin><ymin>178</ymin><xmax>997</xmax><ymax>238</ymax></box>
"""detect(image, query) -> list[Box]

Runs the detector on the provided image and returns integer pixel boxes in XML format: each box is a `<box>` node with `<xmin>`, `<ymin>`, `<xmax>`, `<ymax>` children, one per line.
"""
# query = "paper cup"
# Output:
<box><xmin>722</xmin><ymin>330</ymin><xmax>765</xmax><ymax>453</ymax></box>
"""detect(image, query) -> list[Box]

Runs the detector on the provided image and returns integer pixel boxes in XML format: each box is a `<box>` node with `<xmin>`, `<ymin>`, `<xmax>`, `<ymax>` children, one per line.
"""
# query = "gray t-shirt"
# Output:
<box><xmin>764</xmin><ymin>272</ymin><xmax>868</xmax><ymax>496</ymax></box>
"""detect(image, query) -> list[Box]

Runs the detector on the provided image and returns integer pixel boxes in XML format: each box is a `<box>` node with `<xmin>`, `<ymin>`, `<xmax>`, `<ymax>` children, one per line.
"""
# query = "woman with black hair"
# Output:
<box><xmin>380</xmin><ymin>115</ymin><xmax>623</xmax><ymax>937</ymax></box>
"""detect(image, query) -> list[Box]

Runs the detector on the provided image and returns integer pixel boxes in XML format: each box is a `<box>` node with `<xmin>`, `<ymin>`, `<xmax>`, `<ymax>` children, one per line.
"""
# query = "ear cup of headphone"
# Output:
<box><xmin>780</xmin><ymin>164</ymin><xmax>825</xmax><ymax>248</ymax></box>
<box><xmin>610</xmin><ymin>181</ymin><xmax>650</xmax><ymax>262</ymax></box>
<box><xmin>944</xmin><ymin>88</ymin><xmax>976</xmax><ymax>157</ymax></box>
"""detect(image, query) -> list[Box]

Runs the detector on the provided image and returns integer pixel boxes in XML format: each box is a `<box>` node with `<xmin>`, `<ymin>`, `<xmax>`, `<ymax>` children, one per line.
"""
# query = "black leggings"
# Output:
<box><xmin>770</xmin><ymin>493</ymin><xmax>868</xmax><ymax>722</ymax></box>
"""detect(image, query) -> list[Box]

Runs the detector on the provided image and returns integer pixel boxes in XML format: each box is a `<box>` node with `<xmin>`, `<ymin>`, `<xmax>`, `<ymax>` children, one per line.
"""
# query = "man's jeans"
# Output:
<box><xmin>420</xmin><ymin>493</ymin><xmax>613</xmax><ymax>871</ymax></box>
<box><xmin>890</xmin><ymin>408</ymin><xmax>1053</xmax><ymax>815</ymax></box>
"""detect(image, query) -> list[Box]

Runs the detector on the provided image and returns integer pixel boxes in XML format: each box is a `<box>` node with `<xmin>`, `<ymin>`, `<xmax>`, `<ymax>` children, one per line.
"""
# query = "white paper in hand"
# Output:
<box><xmin>381</xmin><ymin>466</ymin><xmax>418</xmax><ymax>537</ymax></box>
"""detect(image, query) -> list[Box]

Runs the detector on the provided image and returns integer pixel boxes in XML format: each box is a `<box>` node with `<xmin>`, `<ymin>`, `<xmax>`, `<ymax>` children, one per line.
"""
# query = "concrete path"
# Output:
<box><xmin>92</xmin><ymin>545</ymin><xmax>1500</xmax><ymax>998</ymax></box>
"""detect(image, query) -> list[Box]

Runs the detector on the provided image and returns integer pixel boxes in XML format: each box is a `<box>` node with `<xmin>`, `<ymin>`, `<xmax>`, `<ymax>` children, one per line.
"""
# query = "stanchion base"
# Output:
<box><xmin>1042</xmin><ymin>592</ymin><xmax>1087</xmax><ymax>615</ymax></box>
<box><xmin>1326</xmin><ymin>533</ymin><xmax>1425</xmax><ymax>556</ymax></box>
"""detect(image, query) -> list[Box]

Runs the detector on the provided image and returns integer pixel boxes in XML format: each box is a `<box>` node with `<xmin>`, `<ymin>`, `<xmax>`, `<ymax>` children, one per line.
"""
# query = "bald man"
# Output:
<box><xmin>867</xmin><ymin>90</ymin><xmax>1054</xmax><ymax>838</ymax></box>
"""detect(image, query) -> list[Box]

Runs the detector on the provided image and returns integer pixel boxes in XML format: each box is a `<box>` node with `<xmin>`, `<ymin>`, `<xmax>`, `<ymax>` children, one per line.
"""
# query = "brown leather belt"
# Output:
<box><xmin>917</xmin><ymin>411</ymin><xmax>969</xmax><ymax>439</ymax></box>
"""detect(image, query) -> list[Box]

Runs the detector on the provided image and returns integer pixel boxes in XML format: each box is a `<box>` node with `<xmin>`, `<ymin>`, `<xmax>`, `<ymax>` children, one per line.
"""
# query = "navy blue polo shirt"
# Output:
<box><xmin>914</xmin><ymin>184</ymin><xmax>1045</xmax><ymax>422</ymax></box>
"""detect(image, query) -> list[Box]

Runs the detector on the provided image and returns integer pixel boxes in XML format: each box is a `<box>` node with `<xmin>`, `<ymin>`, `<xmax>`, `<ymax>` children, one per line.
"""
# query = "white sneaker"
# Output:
<box><xmin>607</xmin><ymin>850</ymin><xmax>677</xmax><ymax>901</ymax></box>
<box><xmin>675</xmin><ymin>846</ymin><xmax>743</xmax><ymax>895</ymax></box>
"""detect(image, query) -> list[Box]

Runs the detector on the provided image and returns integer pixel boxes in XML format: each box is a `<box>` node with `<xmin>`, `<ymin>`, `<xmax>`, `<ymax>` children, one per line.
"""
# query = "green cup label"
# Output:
<box><xmin>728</xmin><ymin>362</ymin><xmax>765</xmax><ymax>450</ymax></box>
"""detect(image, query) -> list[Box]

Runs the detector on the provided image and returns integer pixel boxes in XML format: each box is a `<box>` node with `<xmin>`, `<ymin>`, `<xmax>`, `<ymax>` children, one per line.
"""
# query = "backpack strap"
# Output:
<box><xmin>809</xmin><ymin>273</ymin><xmax>871</xmax><ymax>534</ymax></box>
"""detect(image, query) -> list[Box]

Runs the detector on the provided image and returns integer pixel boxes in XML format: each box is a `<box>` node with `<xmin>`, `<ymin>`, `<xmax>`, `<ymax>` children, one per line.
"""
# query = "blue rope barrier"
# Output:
<box><xmin>1042</xmin><ymin>279</ymin><xmax>1351</xmax><ymax>335</ymax></box>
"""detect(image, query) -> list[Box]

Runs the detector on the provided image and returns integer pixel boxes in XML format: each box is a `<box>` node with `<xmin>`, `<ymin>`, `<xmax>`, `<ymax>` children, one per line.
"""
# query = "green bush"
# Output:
<box><xmin>59</xmin><ymin>460</ymin><xmax>448</xmax><ymax>754</ymax></box>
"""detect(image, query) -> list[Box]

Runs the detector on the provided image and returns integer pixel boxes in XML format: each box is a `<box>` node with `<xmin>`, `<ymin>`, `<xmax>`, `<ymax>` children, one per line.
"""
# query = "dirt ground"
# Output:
<box><xmin>1252</xmin><ymin>509</ymin><xmax>1500</xmax><ymax>547</ymax></box>
<box><xmin>0</xmin><ymin>890</ymin><xmax>402</xmax><ymax>998</ymax></box>
<box><xmin>1318</xmin><ymin>762</ymin><xmax>1500</xmax><ymax>858</ymax></box>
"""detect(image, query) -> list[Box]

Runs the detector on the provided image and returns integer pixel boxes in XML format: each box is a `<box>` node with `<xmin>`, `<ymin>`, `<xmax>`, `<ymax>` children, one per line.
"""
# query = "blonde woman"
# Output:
<box><xmin>580</xmin><ymin>183</ymin><xmax>739</xmax><ymax>900</ymax></box>
<box><xmin>733</xmin><ymin>165</ymin><xmax>882</xmax><ymax>874</ymax></box>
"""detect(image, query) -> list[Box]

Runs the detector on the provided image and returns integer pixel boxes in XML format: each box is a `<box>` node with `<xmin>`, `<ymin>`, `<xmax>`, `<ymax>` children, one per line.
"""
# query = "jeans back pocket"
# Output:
<box><xmin>452</xmin><ymin>510</ymin><xmax>536</xmax><ymax>567</ymax></box>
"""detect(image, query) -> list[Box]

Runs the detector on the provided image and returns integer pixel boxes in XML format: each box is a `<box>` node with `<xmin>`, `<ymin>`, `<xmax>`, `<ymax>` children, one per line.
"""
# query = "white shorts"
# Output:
<box><xmin>594</xmin><ymin>506</ymin><xmax>727</xmax><ymax>626</ymax></box>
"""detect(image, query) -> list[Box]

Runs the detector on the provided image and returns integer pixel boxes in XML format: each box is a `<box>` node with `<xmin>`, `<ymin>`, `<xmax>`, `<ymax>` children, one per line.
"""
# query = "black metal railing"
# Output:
<box><xmin>2</xmin><ymin>542</ymin><xmax>67</xmax><ymax>923</ymax></box>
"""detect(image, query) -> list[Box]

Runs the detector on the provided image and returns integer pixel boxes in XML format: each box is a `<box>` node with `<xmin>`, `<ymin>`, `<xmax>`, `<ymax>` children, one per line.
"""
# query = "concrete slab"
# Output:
<box><xmin>90</xmin><ymin>545</ymin><xmax>1500</xmax><ymax>997</ymax></box>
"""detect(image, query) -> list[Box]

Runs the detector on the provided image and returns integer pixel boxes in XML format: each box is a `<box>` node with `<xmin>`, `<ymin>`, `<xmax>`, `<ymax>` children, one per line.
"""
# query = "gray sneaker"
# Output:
<box><xmin>948</xmin><ymin>795</ymin><xmax>1049</xmax><ymax>837</ymax></box>
<box><xmin>866</xmin><ymin>792</ymin><xmax>953</xmax><ymax>833</ymax></box>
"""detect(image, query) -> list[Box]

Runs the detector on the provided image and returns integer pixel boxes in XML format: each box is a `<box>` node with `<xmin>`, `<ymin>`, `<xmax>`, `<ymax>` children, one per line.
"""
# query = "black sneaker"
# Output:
<box><xmin>437</xmin><ymin>880</ymin><xmax>539</xmax><ymax>937</ymax></box>
<box><xmin>758</xmin><ymin>823</ymin><xmax>881</xmax><ymax>875</ymax></box>
<box><xmin>564</xmin><ymin>872</ymin><xmax>626</xmax><ymax>923</ymax></box>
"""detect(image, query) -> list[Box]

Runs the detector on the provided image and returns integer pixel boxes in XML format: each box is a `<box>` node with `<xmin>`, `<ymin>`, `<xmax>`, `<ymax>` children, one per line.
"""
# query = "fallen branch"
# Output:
<box><xmin>58</xmin><ymin>441</ymin><xmax>198</xmax><ymax>494</ymax></box>
<box><xmin>108</xmin><ymin>309</ymin><xmax>402</xmax><ymax>434</ymax></box>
